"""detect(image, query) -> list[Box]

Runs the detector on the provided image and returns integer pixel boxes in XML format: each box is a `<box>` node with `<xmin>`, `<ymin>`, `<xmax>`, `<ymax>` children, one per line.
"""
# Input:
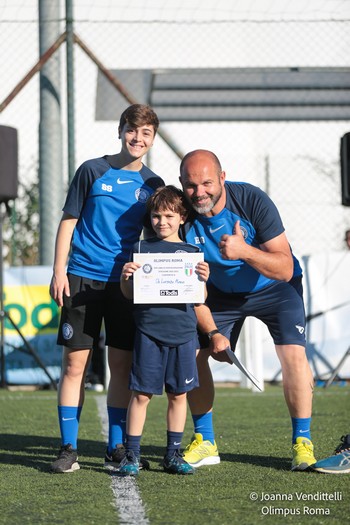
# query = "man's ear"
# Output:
<box><xmin>180</xmin><ymin>212</ymin><xmax>188</xmax><ymax>225</ymax></box>
<box><xmin>220</xmin><ymin>170</ymin><xmax>226</xmax><ymax>185</ymax></box>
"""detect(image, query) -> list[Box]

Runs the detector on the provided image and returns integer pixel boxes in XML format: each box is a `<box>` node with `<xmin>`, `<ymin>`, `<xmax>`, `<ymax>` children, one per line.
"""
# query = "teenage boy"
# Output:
<box><xmin>50</xmin><ymin>104</ymin><xmax>164</xmax><ymax>473</ymax></box>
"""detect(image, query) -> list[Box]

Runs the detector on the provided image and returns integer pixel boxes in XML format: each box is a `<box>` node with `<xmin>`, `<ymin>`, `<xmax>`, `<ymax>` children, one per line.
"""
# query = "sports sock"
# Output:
<box><xmin>291</xmin><ymin>417</ymin><xmax>312</xmax><ymax>443</ymax></box>
<box><xmin>125</xmin><ymin>434</ymin><xmax>141</xmax><ymax>457</ymax></box>
<box><xmin>107</xmin><ymin>406</ymin><xmax>127</xmax><ymax>453</ymax></box>
<box><xmin>58</xmin><ymin>405</ymin><xmax>82</xmax><ymax>449</ymax></box>
<box><xmin>192</xmin><ymin>412</ymin><xmax>215</xmax><ymax>444</ymax></box>
<box><xmin>166</xmin><ymin>430</ymin><xmax>183</xmax><ymax>456</ymax></box>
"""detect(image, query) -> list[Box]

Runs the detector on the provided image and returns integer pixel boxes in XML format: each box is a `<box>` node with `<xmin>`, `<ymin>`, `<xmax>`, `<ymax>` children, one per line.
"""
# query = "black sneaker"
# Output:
<box><xmin>104</xmin><ymin>444</ymin><xmax>126</xmax><ymax>470</ymax></box>
<box><xmin>104</xmin><ymin>444</ymin><xmax>150</xmax><ymax>471</ymax></box>
<box><xmin>335</xmin><ymin>434</ymin><xmax>350</xmax><ymax>454</ymax></box>
<box><xmin>163</xmin><ymin>450</ymin><xmax>195</xmax><ymax>475</ymax></box>
<box><xmin>51</xmin><ymin>444</ymin><xmax>80</xmax><ymax>473</ymax></box>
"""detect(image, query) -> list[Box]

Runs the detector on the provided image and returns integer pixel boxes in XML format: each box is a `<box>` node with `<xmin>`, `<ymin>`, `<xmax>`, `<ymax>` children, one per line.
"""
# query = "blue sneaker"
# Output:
<box><xmin>163</xmin><ymin>450</ymin><xmax>195</xmax><ymax>475</ymax></box>
<box><xmin>312</xmin><ymin>434</ymin><xmax>350</xmax><ymax>474</ymax></box>
<box><xmin>117</xmin><ymin>450</ymin><xmax>140</xmax><ymax>476</ymax></box>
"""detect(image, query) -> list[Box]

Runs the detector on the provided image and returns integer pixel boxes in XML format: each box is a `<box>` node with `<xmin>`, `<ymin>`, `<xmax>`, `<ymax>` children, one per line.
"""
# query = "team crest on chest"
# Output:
<box><xmin>240</xmin><ymin>226</ymin><xmax>248</xmax><ymax>240</ymax></box>
<box><xmin>135</xmin><ymin>188</ymin><xmax>150</xmax><ymax>203</ymax></box>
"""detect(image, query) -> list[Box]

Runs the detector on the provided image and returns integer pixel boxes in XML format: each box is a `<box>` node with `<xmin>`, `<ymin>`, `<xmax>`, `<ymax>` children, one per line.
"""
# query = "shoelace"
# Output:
<box><xmin>59</xmin><ymin>445</ymin><xmax>74</xmax><ymax>454</ymax></box>
<box><xmin>294</xmin><ymin>442</ymin><xmax>314</xmax><ymax>457</ymax></box>
<box><xmin>185</xmin><ymin>438</ymin><xmax>200</xmax><ymax>452</ymax></box>
<box><xmin>125</xmin><ymin>451</ymin><xmax>138</xmax><ymax>463</ymax></box>
<box><xmin>335</xmin><ymin>435</ymin><xmax>350</xmax><ymax>454</ymax></box>
<box><xmin>165</xmin><ymin>450</ymin><xmax>184</xmax><ymax>462</ymax></box>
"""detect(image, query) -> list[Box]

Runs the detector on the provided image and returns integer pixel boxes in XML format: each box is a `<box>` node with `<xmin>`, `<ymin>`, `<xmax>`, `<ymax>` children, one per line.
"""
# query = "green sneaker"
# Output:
<box><xmin>183</xmin><ymin>433</ymin><xmax>220</xmax><ymax>467</ymax></box>
<box><xmin>117</xmin><ymin>450</ymin><xmax>140</xmax><ymax>476</ymax></box>
<box><xmin>291</xmin><ymin>437</ymin><xmax>316</xmax><ymax>471</ymax></box>
<box><xmin>163</xmin><ymin>451</ymin><xmax>195</xmax><ymax>475</ymax></box>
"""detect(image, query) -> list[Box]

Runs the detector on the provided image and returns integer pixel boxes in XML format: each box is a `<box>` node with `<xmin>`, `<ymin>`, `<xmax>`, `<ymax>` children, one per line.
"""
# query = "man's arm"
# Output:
<box><xmin>219</xmin><ymin>221</ymin><xmax>293</xmax><ymax>282</ymax></box>
<box><xmin>194</xmin><ymin>303</ymin><xmax>230</xmax><ymax>355</ymax></box>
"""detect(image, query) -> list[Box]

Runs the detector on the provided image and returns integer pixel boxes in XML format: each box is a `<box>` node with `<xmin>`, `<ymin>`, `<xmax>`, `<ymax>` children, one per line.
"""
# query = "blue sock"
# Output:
<box><xmin>192</xmin><ymin>412</ymin><xmax>215</xmax><ymax>444</ymax></box>
<box><xmin>125</xmin><ymin>434</ymin><xmax>142</xmax><ymax>457</ymax></box>
<box><xmin>166</xmin><ymin>430</ymin><xmax>183</xmax><ymax>456</ymax></box>
<box><xmin>58</xmin><ymin>406</ymin><xmax>82</xmax><ymax>449</ymax></box>
<box><xmin>292</xmin><ymin>417</ymin><xmax>312</xmax><ymax>443</ymax></box>
<box><xmin>107</xmin><ymin>406</ymin><xmax>127</xmax><ymax>453</ymax></box>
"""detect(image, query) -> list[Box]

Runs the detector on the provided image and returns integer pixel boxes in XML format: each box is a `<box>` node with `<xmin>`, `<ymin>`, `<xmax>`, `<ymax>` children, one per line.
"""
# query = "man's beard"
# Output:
<box><xmin>191</xmin><ymin>188</ymin><xmax>222</xmax><ymax>215</ymax></box>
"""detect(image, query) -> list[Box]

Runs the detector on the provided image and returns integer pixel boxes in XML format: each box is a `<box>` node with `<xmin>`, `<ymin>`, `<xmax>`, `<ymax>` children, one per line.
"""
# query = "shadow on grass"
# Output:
<box><xmin>0</xmin><ymin>434</ymin><xmax>291</xmax><ymax>473</ymax></box>
<box><xmin>219</xmin><ymin>451</ymin><xmax>291</xmax><ymax>470</ymax></box>
<box><xmin>0</xmin><ymin>433</ymin><xmax>108</xmax><ymax>473</ymax></box>
<box><xmin>133</xmin><ymin>445</ymin><xmax>292</xmax><ymax>472</ymax></box>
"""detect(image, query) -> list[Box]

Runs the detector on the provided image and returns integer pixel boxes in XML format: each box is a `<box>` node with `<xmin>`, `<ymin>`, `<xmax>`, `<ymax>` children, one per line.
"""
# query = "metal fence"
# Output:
<box><xmin>1</xmin><ymin>0</ymin><xmax>350</xmax><ymax>264</ymax></box>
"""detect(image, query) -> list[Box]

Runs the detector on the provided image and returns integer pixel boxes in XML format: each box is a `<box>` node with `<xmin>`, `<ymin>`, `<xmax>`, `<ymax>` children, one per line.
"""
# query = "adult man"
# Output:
<box><xmin>50</xmin><ymin>104</ymin><xmax>164</xmax><ymax>473</ymax></box>
<box><xmin>179</xmin><ymin>149</ymin><xmax>316</xmax><ymax>471</ymax></box>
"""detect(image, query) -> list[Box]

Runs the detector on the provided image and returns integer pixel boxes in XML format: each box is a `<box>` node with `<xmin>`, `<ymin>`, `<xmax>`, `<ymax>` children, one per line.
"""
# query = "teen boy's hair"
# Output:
<box><xmin>146</xmin><ymin>185</ymin><xmax>191</xmax><ymax>218</ymax></box>
<box><xmin>119</xmin><ymin>104</ymin><xmax>159</xmax><ymax>134</ymax></box>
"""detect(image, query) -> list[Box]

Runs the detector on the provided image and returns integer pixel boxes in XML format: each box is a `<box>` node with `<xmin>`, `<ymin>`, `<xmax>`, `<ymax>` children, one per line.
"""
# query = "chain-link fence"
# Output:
<box><xmin>1</xmin><ymin>0</ymin><xmax>350</xmax><ymax>264</ymax></box>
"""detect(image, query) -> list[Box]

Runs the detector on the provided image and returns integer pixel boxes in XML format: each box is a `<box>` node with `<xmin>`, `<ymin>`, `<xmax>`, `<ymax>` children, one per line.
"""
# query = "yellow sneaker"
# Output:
<box><xmin>291</xmin><ymin>437</ymin><xmax>316</xmax><ymax>471</ymax></box>
<box><xmin>183</xmin><ymin>433</ymin><xmax>220</xmax><ymax>467</ymax></box>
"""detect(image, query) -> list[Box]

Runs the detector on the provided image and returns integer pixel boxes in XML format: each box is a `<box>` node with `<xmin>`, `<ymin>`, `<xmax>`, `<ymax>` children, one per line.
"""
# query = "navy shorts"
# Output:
<box><xmin>199</xmin><ymin>276</ymin><xmax>306</xmax><ymax>349</ymax></box>
<box><xmin>57</xmin><ymin>273</ymin><xmax>135</xmax><ymax>350</ymax></box>
<box><xmin>129</xmin><ymin>330</ymin><xmax>199</xmax><ymax>395</ymax></box>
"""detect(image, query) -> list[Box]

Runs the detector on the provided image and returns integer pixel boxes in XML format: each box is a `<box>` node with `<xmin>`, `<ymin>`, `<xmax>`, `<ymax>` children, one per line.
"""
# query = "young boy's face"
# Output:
<box><xmin>119</xmin><ymin>123</ymin><xmax>155</xmax><ymax>159</ymax></box>
<box><xmin>150</xmin><ymin>207</ymin><xmax>185</xmax><ymax>241</ymax></box>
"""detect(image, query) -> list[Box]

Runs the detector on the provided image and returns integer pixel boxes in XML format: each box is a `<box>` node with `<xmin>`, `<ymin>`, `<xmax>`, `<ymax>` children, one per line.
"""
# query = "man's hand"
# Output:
<box><xmin>209</xmin><ymin>333</ymin><xmax>232</xmax><ymax>363</ymax></box>
<box><xmin>219</xmin><ymin>220</ymin><xmax>247</xmax><ymax>260</ymax></box>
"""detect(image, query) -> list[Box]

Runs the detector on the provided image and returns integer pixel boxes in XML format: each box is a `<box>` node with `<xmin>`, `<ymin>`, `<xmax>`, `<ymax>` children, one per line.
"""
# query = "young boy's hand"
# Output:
<box><xmin>121</xmin><ymin>262</ymin><xmax>141</xmax><ymax>281</ymax></box>
<box><xmin>195</xmin><ymin>261</ymin><xmax>210</xmax><ymax>282</ymax></box>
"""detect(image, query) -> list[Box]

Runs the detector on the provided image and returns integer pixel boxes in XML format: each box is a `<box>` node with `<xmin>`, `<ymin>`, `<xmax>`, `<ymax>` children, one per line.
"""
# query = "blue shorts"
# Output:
<box><xmin>57</xmin><ymin>274</ymin><xmax>135</xmax><ymax>350</ymax></box>
<box><xmin>199</xmin><ymin>276</ymin><xmax>306</xmax><ymax>349</ymax></box>
<box><xmin>129</xmin><ymin>330</ymin><xmax>199</xmax><ymax>395</ymax></box>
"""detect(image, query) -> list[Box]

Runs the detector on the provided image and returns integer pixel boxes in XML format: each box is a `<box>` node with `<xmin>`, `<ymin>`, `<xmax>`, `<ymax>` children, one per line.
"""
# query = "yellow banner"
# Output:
<box><xmin>3</xmin><ymin>285</ymin><xmax>59</xmax><ymax>337</ymax></box>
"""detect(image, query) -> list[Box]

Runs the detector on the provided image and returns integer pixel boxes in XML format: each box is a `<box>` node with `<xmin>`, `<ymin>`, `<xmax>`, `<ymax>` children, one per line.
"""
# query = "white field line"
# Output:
<box><xmin>95</xmin><ymin>395</ymin><xmax>149</xmax><ymax>525</ymax></box>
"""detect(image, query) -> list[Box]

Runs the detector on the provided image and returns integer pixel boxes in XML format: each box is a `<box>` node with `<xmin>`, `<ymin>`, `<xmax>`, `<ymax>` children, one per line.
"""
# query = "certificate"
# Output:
<box><xmin>133</xmin><ymin>252</ymin><xmax>205</xmax><ymax>304</ymax></box>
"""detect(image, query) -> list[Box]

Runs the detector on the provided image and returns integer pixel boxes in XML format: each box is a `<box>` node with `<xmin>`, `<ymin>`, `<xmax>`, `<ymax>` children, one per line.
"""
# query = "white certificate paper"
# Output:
<box><xmin>133</xmin><ymin>252</ymin><xmax>205</xmax><ymax>304</ymax></box>
<box><xmin>225</xmin><ymin>348</ymin><xmax>263</xmax><ymax>391</ymax></box>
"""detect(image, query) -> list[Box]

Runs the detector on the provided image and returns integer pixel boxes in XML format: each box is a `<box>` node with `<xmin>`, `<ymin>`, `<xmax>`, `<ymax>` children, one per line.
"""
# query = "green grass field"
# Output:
<box><xmin>0</xmin><ymin>385</ymin><xmax>349</xmax><ymax>525</ymax></box>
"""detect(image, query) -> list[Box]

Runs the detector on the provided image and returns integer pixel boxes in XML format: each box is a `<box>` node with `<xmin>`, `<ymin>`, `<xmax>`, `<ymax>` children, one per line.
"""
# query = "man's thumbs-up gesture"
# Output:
<box><xmin>218</xmin><ymin>220</ymin><xmax>247</xmax><ymax>260</ymax></box>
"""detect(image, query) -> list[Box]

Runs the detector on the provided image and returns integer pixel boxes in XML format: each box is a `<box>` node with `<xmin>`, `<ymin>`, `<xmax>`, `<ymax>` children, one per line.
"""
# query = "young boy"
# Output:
<box><xmin>49</xmin><ymin>104</ymin><xmax>164</xmax><ymax>473</ymax></box>
<box><xmin>119</xmin><ymin>185</ymin><xmax>210</xmax><ymax>475</ymax></box>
